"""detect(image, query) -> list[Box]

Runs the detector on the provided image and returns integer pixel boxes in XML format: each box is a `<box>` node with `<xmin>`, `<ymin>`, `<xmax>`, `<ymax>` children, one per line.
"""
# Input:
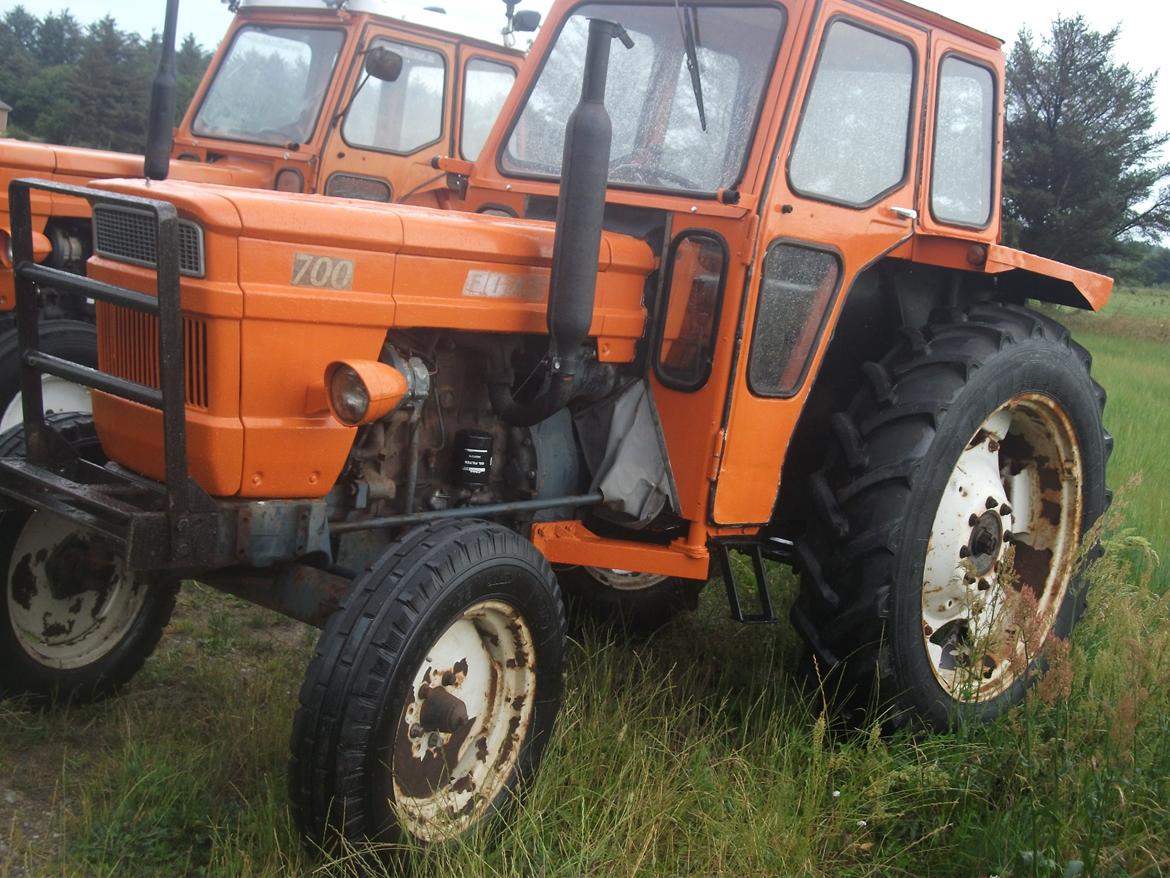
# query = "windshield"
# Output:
<box><xmin>193</xmin><ymin>25</ymin><xmax>345</xmax><ymax>146</ymax></box>
<box><xmin>502</xmin><ymin>3</ymin><xmax>785</xmax><ymax>193</ymax></box>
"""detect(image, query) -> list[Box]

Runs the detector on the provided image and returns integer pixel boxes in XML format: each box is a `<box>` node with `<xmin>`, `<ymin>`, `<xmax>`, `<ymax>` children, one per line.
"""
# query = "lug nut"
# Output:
<box><xmin>985</xmin><ymin>496</ymin><xmax>999</xmax><ymax>509</ymax></box>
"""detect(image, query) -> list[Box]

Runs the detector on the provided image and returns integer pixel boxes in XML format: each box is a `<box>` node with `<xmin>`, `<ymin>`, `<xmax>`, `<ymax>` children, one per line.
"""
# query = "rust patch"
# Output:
<box><xmin>497</xmin><ymin>714</ymin><xmax>522</xmax><ymax>766</ymax></box>
<box><xmin>11</xmin><ymin>553</ymin><xmax>37</xmax><ymax>610</ymax></box>
<box><xmin>392</xmin><ymin>714</ymin><xmax>472</xmax><ymax>799</ymax></box>
<box><xmin>475</xmin><ymin>735</ymin><xmax>489</xmax><ymax>762</ymax></box>
<box><xmin>1040</xmin><ymin>499</ymin><xmax>1062</xmax><ymax>526</ymax></box>
<box><xmin>41</xmin><ymin>613</ymin><xmax>75</xmax><ymax>639</ymax></box>
<box><xmin>1012</xmin><ymin>543</ymin><xmax>1054</xmax><ymax>599</ymax></box>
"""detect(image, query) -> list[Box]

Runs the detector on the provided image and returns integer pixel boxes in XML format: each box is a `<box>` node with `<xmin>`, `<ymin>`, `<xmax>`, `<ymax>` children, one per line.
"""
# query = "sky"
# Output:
<box><xmin>4</xmin><ymin>0</ymin><xmax>1170</xmax><ymax>133</ymax></box>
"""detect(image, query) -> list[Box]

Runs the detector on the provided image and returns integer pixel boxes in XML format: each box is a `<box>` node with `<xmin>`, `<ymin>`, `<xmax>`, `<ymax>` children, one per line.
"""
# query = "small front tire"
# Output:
<box><xmin>0</xmin><ymin>414</ymin><xmax>178</xmax><ymax>703</ymax></box>
<box><xmin>290</xmin><ymin>519</ymin><xmax>566</xmax><ymax>849</ymax></box>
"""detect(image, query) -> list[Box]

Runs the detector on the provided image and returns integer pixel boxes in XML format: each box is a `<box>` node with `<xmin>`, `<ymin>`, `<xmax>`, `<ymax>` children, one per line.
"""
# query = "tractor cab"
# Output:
<box><xmin>172</xmin><ymin>0</ymin><xmax>536</xmax><ymax>207</ymax></box>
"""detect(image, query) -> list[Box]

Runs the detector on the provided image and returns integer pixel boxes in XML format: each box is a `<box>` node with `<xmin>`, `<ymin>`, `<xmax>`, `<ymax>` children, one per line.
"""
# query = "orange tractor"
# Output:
<box><xmin>0</xmin><ymin>0</ymin><xmax>1112</xmax><ymax>851</ymax></box>
<box><xmin>0</xmin><ymin>0</ymin><xmax>538</xmax><ymax>429</ymax></box>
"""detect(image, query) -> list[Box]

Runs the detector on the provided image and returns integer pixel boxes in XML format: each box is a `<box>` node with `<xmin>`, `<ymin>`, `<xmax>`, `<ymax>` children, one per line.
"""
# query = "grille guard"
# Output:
<box><xmin>0</xmin><ymin>178</ymin><xmax>221</xmax><ymax>570</ymax></box>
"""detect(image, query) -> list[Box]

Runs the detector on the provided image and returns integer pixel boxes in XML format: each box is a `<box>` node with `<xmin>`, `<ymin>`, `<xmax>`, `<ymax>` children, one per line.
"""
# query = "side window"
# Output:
<box><xmin>932</xmin><ymin>56</ymin><xmax>995</xmax><ymax>227</ymax></box>
<box><xmin>748</xmin><ymin>243</ymin><xmax>841</xmax><ymax>397</ymax></box>
<box><xmin>342</xmin><ymin>39</ymin><xmax>446</xmax><ymax>154</ymax></box>
<box><xmin>789</xmin><ymin>20</ymin><xmax>914</xmax><ymax>206</ymax></box>
<box><xmin>655</xmin><ymin>233</ymin><xmax>727</xmax><ymax>391</ymax></box>
<box><xmin>461</xmin><ymin>58</ymin><xmax>516</xmax><ymax>160</ymax></box>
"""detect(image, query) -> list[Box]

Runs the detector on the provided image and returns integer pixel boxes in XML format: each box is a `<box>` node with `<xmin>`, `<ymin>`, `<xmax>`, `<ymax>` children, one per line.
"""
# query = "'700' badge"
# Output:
<box><xmin>291</xmin><ymin>253</ymin><xmax>355</xmax><ymax>290</ymax></box>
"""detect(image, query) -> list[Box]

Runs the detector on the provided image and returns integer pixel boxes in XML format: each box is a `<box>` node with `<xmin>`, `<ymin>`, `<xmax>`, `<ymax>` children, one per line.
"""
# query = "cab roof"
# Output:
<box><xmin>237</xmin><ymin>0</ymin><xmax>525</xmax><ymax>50</ymax></box>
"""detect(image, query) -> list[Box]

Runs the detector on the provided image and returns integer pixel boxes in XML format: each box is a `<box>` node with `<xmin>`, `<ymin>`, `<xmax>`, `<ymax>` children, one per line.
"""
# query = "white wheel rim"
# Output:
<box><xmin>922</xmin><ymin>393</ymin><xmax>1083</xmax><ymax>701</ymax></box>
<box><xmin>6</xmin><ymin>511</ymin><xmax>148</xmax><ymax>669</ymax></box>
<box><xmin>1</xmin><ymin>375</ymin><xmax>93</xmax><ymax>432</ymax></box>
<box><xmin>584</xmin><ymin>567</ymin><xmax>667</xmax><ymax>591</ymax></box>
<box><xmin>392</xmin><ymin>599</ymin><xmax>537</xmax><ymax>841</ymax></box>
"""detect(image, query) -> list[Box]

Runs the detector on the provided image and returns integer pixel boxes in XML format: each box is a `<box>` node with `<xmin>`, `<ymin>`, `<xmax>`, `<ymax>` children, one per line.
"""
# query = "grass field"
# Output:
<box><xmin>2</xmin><ymin>292</ymin><xmax>1168</xmax><ymax>877</ymax></box>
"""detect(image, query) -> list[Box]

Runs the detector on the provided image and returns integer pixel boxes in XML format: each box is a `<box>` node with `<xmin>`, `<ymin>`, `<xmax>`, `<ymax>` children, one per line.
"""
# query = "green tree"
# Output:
<box><xmin>1004</xmin><ymin>16</ymin><xmax>1170</xmax><ymax>272</ymax></box>
<box><xmin>35</xmin><ymin>10</ymin><xmax>82</xmax><ymax>66</ymax></box>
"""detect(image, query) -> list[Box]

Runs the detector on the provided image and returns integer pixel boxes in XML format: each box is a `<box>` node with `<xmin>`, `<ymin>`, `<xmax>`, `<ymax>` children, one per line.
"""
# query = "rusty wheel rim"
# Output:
<box><xmin>583</xmin><ymin>567</ymin><xmax>667</xmax><ymax>591</ymax></box>
<box><xmin>921</xmin><ymin>393</ymin><xmax>1083</xmax><ymax>701</ymax></box>
<box><xmin>6</xmin><ymin>512</ymin><xmax>147</xmax><ymax>669</ymax></box>
<box><xmin>391</xmin><ymin>598</ymin><xmax>536</xmax><ymax>841</ymax></box>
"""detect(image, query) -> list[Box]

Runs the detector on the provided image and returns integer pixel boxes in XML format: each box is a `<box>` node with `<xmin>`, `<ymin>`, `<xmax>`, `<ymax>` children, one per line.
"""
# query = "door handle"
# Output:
<box><xmin>889</xmin><ymin>205</ymin><xmax>919</xmax><ymax>221</ymax></box>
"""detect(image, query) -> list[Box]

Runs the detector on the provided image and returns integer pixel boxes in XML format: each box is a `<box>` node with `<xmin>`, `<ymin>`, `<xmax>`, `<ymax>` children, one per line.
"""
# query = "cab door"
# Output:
<box><xmin>712</xmin><ymin>1</ymin><xmax>929</xmax><ymax>525</ymax></box>
<box><xmin>318</xmin><ymin>29</ymin><xmax>454</xmax><ymax>204</ymax></box>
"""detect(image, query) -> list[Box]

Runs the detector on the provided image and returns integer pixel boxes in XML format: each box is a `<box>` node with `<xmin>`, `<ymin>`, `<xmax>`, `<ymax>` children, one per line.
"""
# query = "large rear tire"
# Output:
<box><xmin>290</xmin><ymin>519</ymin><xmax>566</xmax><ymax>849</ymax></box>
<box><xmin>791</xmin><ymin>303</ymin><xmax>1110</xmax><ymax>729</ymax></box>
<box><xmin>0</xmin><ymin>413</ymin><xmax>178</xmax><ymax>703</ymax></box>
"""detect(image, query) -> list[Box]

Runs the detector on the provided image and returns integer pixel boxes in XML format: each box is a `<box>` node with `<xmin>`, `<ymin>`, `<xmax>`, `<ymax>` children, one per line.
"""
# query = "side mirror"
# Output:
<box><xmin>365</xmin><ymin>46</ymin><xmax>403</xmax><ymax>83</ymax></box>
<box><xmin>513</xmin><ymin>10</ymin><xmax>541</xmax><ymax>32</ymax></box>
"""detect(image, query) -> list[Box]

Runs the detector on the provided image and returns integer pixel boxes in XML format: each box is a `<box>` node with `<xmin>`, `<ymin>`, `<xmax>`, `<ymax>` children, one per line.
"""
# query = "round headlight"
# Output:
<box><xmin>327</xmin><ymin>364</ymin><xmax>370</xmax><ymax>426</ymax></box>
<box><xmin>0</xmin><ymin>232</ymin><xmax>12</xmax><ymax>269</ymax></box>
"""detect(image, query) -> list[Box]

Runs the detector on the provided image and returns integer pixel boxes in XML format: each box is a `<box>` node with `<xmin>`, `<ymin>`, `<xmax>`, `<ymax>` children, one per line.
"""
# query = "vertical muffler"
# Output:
<box><xmin>489</xmin><ymin>18</ymin><xmax>633</xmax><ymax>427</ymax></box>
<box><xmin>144</xmin><ymin>0</ymin><xmax>181</xmax><ymax>181</ymax></box>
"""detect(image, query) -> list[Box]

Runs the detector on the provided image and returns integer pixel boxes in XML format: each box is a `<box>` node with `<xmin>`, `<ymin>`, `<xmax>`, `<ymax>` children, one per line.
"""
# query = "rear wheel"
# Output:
<box><xmin>0</xmin><ymin>320</ymin><xmax>96</xmax><ymax>431</ymax></box>
<box><xmin>791</xmin><ymin>303</ymin><xmax>1110</xmax><ymax>728</ymax></box>
<box><xmin>290</xmin><ymin>519</ymin><xmax>566</xmax><ymax>849</ymax></box>
<box><xmin>0</xmin><ymin>414</ymin><xmax>177</xmax><ymax>702</ymax></box>
<box><xmin>557</xmin><ymin>566</ymin><xmax>703</xmax><ymax>634</ymax></box>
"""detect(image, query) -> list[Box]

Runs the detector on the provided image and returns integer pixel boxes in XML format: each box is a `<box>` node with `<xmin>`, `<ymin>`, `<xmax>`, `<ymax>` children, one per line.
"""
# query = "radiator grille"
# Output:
<box><xmin>92</xmin><ymin>205</ymin><xmax>205</xmax><ymax>277</ymax></box>
<box><xmin>97</xmin><ymin>303</ymin><xmax>209</xmax><ymax>410</ymax></box>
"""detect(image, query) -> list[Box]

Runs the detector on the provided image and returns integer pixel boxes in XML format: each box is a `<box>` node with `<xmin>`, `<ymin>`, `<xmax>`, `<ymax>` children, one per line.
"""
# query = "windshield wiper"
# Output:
<box><xmin>674</xmin><ymin>0</ymin><xmax>707</xmax><ymax>132</ymax></box>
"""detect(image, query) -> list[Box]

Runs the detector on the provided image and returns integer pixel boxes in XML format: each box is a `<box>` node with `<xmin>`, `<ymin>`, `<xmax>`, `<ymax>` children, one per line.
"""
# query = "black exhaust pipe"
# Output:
<box><xmin>490</xmin><ymin>17</ymin><xmax>633</xmax><ymax>427</ymax></box>
<box><xmin>144</xmin><ymin>0</ymin><xmax>181</xmax><ymax>181</ymax></box>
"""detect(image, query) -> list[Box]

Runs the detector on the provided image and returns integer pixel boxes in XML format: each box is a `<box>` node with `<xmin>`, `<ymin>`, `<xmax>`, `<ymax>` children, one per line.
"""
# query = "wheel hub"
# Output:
<box><xmin>967</xmin><ymin>510</ymin><xmax>1004</xmax><ymax>576</ymax></box>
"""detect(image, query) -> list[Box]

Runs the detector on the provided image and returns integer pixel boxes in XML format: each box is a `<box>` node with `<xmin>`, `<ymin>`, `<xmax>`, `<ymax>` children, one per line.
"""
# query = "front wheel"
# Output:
<box><xmin>0</xmin><ymin>414</ymin><xmax>178</xmax><ymax>702</ymax></box>
<box><xmin>792</xmin><ymin>303</ymin><xmax>1110</xmax><ymax>729</ymax></box>
<box><xmin>290</xmin><ymin>519</ymin><xmax>566</xmax><ymax>849</ymax></box>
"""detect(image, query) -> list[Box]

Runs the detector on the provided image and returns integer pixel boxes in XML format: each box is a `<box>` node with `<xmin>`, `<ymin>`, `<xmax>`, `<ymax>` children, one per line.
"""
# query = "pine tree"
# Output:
<box><xmin>1004</xmin><ymin>17</ymin><xmax>1170</xmax><ymax>271</ymax></box>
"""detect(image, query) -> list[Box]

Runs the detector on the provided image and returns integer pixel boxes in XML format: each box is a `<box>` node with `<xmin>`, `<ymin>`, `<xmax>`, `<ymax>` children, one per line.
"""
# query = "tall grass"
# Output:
<box><xmin>2</xmin><ymin>291</ymin><xmax>1168</xmax><ymax>876</ymax></box>
<box><xmin>3</xmin><ymin>525</ymin><xmax>1169</xmax><ymax>877</ymax></box>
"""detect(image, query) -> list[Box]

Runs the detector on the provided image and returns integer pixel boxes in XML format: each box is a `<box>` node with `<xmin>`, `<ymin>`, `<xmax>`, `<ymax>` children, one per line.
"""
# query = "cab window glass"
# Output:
<box><xmin>655</xmin><ymin>233</ymin><xmax>726</xmax><ymax>390</ymax></box>
<box><xmin>193</xmin><ymin>26</ymin><xmax>344</xmax><ymax>145</ymax></box>
<box><xmin>343</xmin><ymin>39</ymin><xmax>445</xmax><ymax>154</ymax></box>
<box><xmin>932</xmin><ymin>56</ymin><xmax>995</xmax><ymax>226</ymax></box>
<box><xmin>461</xmin><ymin>58</ymin><xmax>516</xmax><ymax>160</ymax></box>
<box><xmin>748</xmin><ymin>243</ymin><xmax>840</xmax><ymax>396</ymax></box>
<box><xmin>789</xmin><ymin>20</ymin><xmax>914</xmax><ymax>205</ymax></box>
<box><xmin>502</xmin><ymin>3</ymin><xmax>785</xmax><ymax>193</ymax></box>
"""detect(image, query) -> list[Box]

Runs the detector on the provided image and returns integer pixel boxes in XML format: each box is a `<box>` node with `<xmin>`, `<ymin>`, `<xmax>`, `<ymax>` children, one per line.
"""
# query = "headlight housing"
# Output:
<box><xmin>325</xmin><ymin>360</ymin><xmax>410</xmax><ymax>426</ymax></box>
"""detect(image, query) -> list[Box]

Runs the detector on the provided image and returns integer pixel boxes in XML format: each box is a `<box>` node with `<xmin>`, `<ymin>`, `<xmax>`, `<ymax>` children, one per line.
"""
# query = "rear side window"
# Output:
<box><xmin>931</xmin><ymin>56</ymin><xmax>996</xmax><ymax>227</ymax></box>
<box><xmin>789</xmin><ymin>20</ymin><xmax>914</xmax><ymax>206</ymax></box>
<box><xmin>748</xmin><ymin>243</ymin><xmax>841</xmax><ymax>397</ymax></box>
<box><xmin>342</xmin><ymin>39</ymin><xmax>446</xmax><ymax>154</ymax></box>
<box><xmin>461</xmin><ymin>58</ymin><xmax>516</xmax><ymax>160</ymax></box>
